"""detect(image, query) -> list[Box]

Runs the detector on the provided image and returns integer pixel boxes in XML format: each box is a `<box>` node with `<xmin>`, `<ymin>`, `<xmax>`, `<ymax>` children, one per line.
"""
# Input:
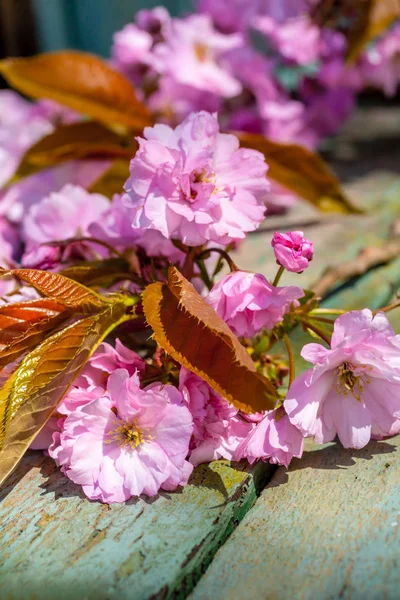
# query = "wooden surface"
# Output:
<box><xmin>190</xmin><ymin>173</ymin><xmax>400</xmax><ymax>599</ymax></box>
<box><xmin>1</xmin><ymin>157</ymin><xmax>400</xmax><ymax>596</ymax></box>
<box><xmin>190</xmin><ymin>437</ymin><xmax>400</xmax><ymax>600</ymax></box>
<box><xmin>0</xmin><ymin>452</ymin><xmax>274</xmax><ymax>599</ymax></box>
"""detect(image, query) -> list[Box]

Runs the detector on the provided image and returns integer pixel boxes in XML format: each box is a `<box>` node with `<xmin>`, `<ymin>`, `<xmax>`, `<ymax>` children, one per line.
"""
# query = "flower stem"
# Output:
<box><xmin>310</xmin><ymin>308</ymin><xmax>346</xmax><ymax>316</ymax></box>
<box><xmin>272</xmin><ymin>265</ymin><xmax>285</xmax><ymax>287</ymax></box>
<box><xmin>197</xmin><ymin>259</ymin><xmax>213</xmax><ymax>291</ymax></box>
<box><xmin>283</xmin><ymin>333</ymin><xmax>295</xmax><ymax>388</ymax></box>
<box><xmin>310</xmin><ymin>316</ymin><xmax>335</xmax><ymax>325</ymax></box>
<box><xmin>373</xmin><ymin>298</ymin><xmax>400</xmax><ymax>315</ymax></box>
<box><xmin>301</xmin><ymin>319</ymin><xmax>332</xmax><ymax>346</ymax></box>
<box><xmin>196</xmin><ymin>247</ymin><xmax>239</xmax><ymax>272</ymax></box>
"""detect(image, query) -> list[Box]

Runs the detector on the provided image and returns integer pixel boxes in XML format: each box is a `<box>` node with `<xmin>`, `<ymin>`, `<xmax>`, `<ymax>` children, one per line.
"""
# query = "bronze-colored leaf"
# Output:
<box><xmin>237</xmin><ymin>132</ymin><xmax>361</xmax><ymax>213</ymax></box>
<box><xmin>61</xmin><ymin>258</ymin><xmax>132</xmax><ymax>288</ymax></box>
<box><xmin>0</xmin><ymin>268</ymin><xmax>110</xmax><ymax>313</ymax></box>
<box><xmin>312</xmin><ymin>0</ymin><xmax>400</xmax><ymax>61</ymax></box>
<box><xmin>0</xmin><ymin>51</ymin><xmax>154</xmax><ymax>130</ymax></box>
<box><xmin>0</xmin><ymin>312</ymin><xmax>71</xmax><ymax>369</ymax></box>
<box><xmin>0</xmin><ymin>298</ymin><xmax>67</xmax><ymax>347</ymax></box>
<box><xmin>0</xmin><ymin>302</ymin><xmax>131</xmax><ymax>486</ymax></box>
<box><xmin>347</xmin><ymin>0</ymin><xmax>400</xmax><ymax>61</ymax></box>
<box><xmin>15</xmin><ymin>122</ymin><xmax>136</xmax><ymax>178</ymax></box>
<box><xmin>142</xmin><ymin>266</ymin><xmax>278</xmax><ymax>414</ymax></box>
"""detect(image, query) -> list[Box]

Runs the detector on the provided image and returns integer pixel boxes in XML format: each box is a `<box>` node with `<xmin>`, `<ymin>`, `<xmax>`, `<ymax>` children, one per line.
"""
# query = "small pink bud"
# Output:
<box><xmin>271</xmin><ymin>231</ymin><xmax>314</xmax><ymax>273</ymax></box>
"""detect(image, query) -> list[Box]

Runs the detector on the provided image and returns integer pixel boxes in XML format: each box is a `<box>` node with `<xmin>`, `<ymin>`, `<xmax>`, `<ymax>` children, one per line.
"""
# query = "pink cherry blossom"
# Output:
<box><xmin>50</xmin><ymin>369</ymin><xmax>193</xmax><ymax>502</ymax></box>
<box><xmin>271</xmin><ymin>231</ymin><xmax>314</xmax><ymax>273</ymax></box>
<box><xmin>89</xmin><ymin>193</ymin><xmax>185</xmax><ymax>264</ymax></box>
<box><xmin>234</xmin><ymin>408</ymin><xmax>304</xmax><ymax>468</ymax></box>
<box><xmin>0</xmin><ymin>91</ymin><xmax>54</xmax><ymax>189</ymax></box>
<box><xmin>206</xmin><ymin>271</ymin><xmax>304</xmax><ymax>337</ymax></box>
<box><xmin>179</xmin><ymin>367</ymin><xmax>253</xmax><ymax>465</ymax></box>
<box><xmin>123</xmin><ymin>111</ymin><xmax>269</xmax><ymax>246</ymax></box>
<box><xmin>73</xmin><ymin>339</ymin><xmax>145</xmax><ymax>391</ymax></box>
<box><xmin>31</xmin><ymin>340</ymin><xmax>145</xmax><ymax>450</ymax></box>
<box><xmin>154</xmin><ymin>15</ymin><xmax>243</xmax><ymax>98</ymax></box>
<box><xmin>22</xmin><ymin>184</ymin><xmax>109</xmax><ymax>249</ymax></box>
<box><xmin>255</xmin><ymin>16</ymin><xmax>321</xmax><ymax>66</ymax></box>
<box><xmin>0</xmin><ymin>160</ymin><xmax>110</xmax><ymax>224</ymax></box>
<box><xmin>285</xmin><ymin>309</ymin><xmax>400</xmax><ymax>449</ymax></box>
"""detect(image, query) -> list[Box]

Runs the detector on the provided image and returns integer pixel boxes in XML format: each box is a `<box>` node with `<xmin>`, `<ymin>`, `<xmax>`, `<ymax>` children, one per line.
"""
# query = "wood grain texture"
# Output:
<box><xmin>190</xmin><ymin>173</ymin><xmax>400</xmax><ymax>600</ymax></box>
<box><xmin>0</xmin><ymin>452</ymin><xmax>274</xmax><ymax>600</ymax></box>
<box><xmin>190</xmin><ymin>437</ymin><xmax>400</xmax><ymax>600</ymax></box>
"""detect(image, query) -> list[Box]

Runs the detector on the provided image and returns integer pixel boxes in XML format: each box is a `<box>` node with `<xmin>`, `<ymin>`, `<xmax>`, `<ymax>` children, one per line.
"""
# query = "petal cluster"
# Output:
<box><xmin>50</xmin><ymin>369</ymin><xmax>193</xmax><ymax>502</ymax></box>
<box><xmin>206</xmin><ymin>271</ymin><xmax>304</xmax><ymax>337</ymax></box>
<box><xmin>285</xmin><ymin>310</ymin><xmax>400</xmax><ymax>449</ymax></box>
<box><xmin>271</xmin><ymin>230</ymin><xmax>314</xmax><ymax>273</ymax></box>
<box><xmin>123</xmin><ymin>111</ymin><xmax>269</xmax><ymax>246</ymax></box>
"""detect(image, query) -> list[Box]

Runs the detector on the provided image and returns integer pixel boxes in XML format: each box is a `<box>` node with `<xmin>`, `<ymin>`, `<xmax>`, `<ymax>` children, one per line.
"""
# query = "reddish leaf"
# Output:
<box><xmin>15</xmin><ymin>122</ymin><xmax>136</xmax><ymax>178</ymax></box>
<box><xmin>0</xmin><ymin>302</ymin><xmax>132</xmax><ymax>486</ymax></box>
<box><xmin>237</xmin><ymin>132</ymin><xmax>361</xmax><ymax>213</ymax></box>
<box><xmin>142</xmin><ymin>267</ymin><xmax>278</xmax><ymax>414</ymax></box>
<box><xmin>0</xmin><ymin>298</ymin><xmax>67</xmax><ymax>347</ymax></box>
<box><xmin>0</xmin><ymin>268</ymin><xmax>110</xmax><ymax>313</ymax></box>
<box><xmin>0</xmin><ymin>51</ymin><xmax>154</xmax><ymax>130</ymax></box>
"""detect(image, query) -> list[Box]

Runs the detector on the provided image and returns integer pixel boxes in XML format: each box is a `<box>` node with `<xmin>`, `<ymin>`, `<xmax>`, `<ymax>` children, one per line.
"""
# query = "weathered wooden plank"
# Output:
<box><xmin>0</xmin><ymin>452</ymin><xmax>273</xmax><ymax>600</ymax></box>
<box><xmin>190</xmin><ymin>437</ymin><xmax>400</xmax><ymax>600</ymax></box>
<box><xmin>190</xmin><ymin>175</ymin><xmax>400</xmax><ymax>600</ymax></box>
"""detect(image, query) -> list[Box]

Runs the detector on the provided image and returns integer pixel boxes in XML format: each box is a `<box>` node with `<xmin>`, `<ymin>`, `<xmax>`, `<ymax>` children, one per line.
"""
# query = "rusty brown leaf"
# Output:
<box><xmin>142</xmin><ymin>266</ymin><xmax>278</xmax><ymax>414</ymax></box>
<box><xmin>0</xmin><ymin>51</ymin><xmax>154</xmax><ymax>130</ymax></box>
<box><xmin>237</xmin><ymin>132</ymin><xmax>361</xmax><ymax>213</ymax></box>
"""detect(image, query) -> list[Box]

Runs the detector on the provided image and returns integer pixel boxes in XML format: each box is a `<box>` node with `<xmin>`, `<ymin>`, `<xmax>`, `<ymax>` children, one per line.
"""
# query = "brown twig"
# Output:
<box><xmin>312</xmin><ymin>237</ymin><xmax>400</xmax><ymax>299</ymax></box>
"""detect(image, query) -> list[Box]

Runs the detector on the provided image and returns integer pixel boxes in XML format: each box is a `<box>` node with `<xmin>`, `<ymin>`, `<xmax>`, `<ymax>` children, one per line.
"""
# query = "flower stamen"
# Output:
<box><xmin>336</xmin><ymin>362</ymin><xmax>370</xmax><ymax>402</ymax></box>
<box><xmin>106</xmin><ymin>418</ymin><xmax>145</xmax><ymax>449</ymax></box>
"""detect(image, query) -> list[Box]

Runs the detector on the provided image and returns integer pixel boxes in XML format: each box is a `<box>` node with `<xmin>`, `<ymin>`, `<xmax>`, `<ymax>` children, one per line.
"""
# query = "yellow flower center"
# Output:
<box><xmin>106</xmin><ymin>419</ymin><xmax>145</xmax><ymax>449</ymax></box>
<box><xmin>335</xmin><ymin>362</ymin><xmax>371</xmax><ymax>402</ymax></box>
<box><xmin>194</xmin><ymin>43</ymin><xmax>208</xmax><ymax>62</ymax></box>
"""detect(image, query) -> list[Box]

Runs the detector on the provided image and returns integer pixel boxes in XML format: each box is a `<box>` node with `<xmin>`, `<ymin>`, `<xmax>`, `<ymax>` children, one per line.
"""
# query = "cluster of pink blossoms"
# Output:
<box><xmin>0</xmin><ymin>105</ymin><xmax>398</xmax><ymax>503</ymax></box>
<box><xmin>0</xmin><ymin>7</ymin><xmax>399</xmax><ymax>505</ymax></box>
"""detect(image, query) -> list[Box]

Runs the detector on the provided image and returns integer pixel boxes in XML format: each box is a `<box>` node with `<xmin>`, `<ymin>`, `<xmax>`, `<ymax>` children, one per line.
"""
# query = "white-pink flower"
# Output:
<box><xmin>179</xmin><ymin>367</ymin><xmax>253</xmax><ymax>465</ymax></box>
<box><xmin>285</xmin><ymin>309</ymin><xmax>400</xmax><ymax>449</ymax></box>
<box><xmin>234</xmin><ymin>408</ymin><xmax>304</xmax><ymax>468</ymax></box>
<box><xmin>123</xmin><ymin>111</ymin><xmax>269</xmax><ymax>246</ymax></box>
<box><xmin>154</xmin><ymin>14</ymin><xmax>243</xmax><ymax>97</ymax></box>
<box><xmin>22</xmin><ymin>184</ymin><xmax>109</xmax><ymax>249</ymax></box>
<box><xmin>50</xmin><ymin>369</ymin><xmax>194</xmax><ymax>503</ymax></box>
<box><xmin>206</xmin><ymin>271</ymin><xmax>304</xmax><ymax>337</ymax></box>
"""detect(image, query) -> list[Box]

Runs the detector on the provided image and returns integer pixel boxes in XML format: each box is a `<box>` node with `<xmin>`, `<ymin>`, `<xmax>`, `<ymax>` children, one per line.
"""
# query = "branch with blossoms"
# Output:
<box><xmin>0</xmin><ymin>110</ymin><xmax>399</xmax><ymax>504</ymax></box>
<box><xmin>0</xmin><ymin>0</ymin><xmax>399</xmax><ymax>501</ymax></box>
